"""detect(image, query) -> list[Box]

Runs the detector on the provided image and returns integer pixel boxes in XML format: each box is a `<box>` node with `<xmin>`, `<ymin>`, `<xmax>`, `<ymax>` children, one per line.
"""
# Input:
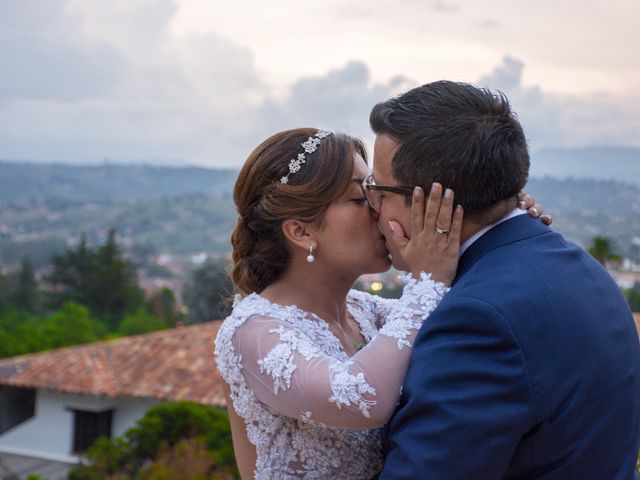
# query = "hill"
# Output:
<box><xmin>530</xmin><ymin>146</ymin><xmax>640</xmax><ymax>186</ymax></box>
<box><xmin>0</xmin><ymin>161</ymin><xmax>237</xmax><ymax>206</ymax></box>
<box><xmin>1</xmin><ymin>162</ymin><xmax>639</xmax><ymax>267</ymax></box>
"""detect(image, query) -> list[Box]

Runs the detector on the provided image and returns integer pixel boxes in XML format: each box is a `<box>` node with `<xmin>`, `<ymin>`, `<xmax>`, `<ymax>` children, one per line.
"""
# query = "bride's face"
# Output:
<box><xmin>312</xmin><ymin>155</ymin><xmax>392</xmax><ymax>276</ymax></box>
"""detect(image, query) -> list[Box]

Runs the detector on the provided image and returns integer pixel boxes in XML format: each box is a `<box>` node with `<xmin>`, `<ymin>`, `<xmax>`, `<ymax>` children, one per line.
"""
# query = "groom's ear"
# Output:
<box><xmin>281</xmin><ymin>219</ymin><xmax>317</xmax><ymax>251</ymax></box>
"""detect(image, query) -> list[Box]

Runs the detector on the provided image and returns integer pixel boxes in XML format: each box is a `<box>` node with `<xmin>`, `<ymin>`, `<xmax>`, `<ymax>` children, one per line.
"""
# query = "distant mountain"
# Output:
<box><xmin>530</xmin><ymin>147</ymin><xmax>640</xmax><ymax>186</ymax></box>
<box><xmin>1</xmin><ymin>160</ymin><xmax>639</xmax><ymax>267</ymax></box>
<box><xmin>0</xmin><ymin>161</ymin><xmax>237</xmax><ymax>206</ymax></box>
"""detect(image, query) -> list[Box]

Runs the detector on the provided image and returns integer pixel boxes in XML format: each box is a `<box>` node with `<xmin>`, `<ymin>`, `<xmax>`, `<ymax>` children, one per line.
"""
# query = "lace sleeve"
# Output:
<box><xmin>368</xmin><ymin>294</ymin><xmax>398</xmax><ymax>328</ymax></box>
<box><xmin>234</xmin><ymin>273</ymin><xmax>449</xmax><ymax>429</ymax></box>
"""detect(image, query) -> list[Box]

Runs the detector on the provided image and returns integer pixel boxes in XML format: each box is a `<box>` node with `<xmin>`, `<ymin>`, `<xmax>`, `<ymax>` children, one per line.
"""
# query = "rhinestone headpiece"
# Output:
<box><xmin>280</xmin><ymin>130</ymin><xmax>333</xmax><ymax>184</ymax></box>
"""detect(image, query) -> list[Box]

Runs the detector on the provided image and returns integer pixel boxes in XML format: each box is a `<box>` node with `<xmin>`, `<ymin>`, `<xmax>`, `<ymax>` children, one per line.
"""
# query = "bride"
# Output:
<box><xmin>214</xmin><ymin>128</ymin><xmax>545</xmax><ymax>479</ymax></box>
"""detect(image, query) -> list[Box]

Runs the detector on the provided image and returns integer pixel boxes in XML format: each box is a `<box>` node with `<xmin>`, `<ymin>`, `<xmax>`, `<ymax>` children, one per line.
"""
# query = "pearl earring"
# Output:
<box><xmin>306</xmin><ymin>245</ymin><xmax>315</xmax><ymax>263</ymax></box>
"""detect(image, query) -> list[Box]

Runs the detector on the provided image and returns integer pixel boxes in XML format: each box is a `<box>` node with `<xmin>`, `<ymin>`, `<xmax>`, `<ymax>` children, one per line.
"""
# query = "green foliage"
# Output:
<box><xmin>0</xmin><ymin>308</ymin><xmax>31</xmax><ymax>357</ymax></box>
<box><xmin>0</xmin><ymin>258</ymin><xmax>42</xmax><ymax>314</ymax></box>
<box><xmin>10</xmin><ymin>258</ymin><xmax>40</xmax><ymax>313</ymax></box>
<box><xmin>0</xmin><ymin>302</ymin><xmax>104</xmax><ymax>358</ymax></box>
<box><xmin>69</xmin><ymin>401</ymin><xmax>238</xmax><ymax>480</ymax></box>
<box><xmin>626</xmin><ymin>283</ymin><xmax>640</xmax><ymax>312</ymax></box>
<box><xmin>48</xmin><ymin>230</ymin><xmax>144</xmax><ymax>329</ymax></box>
<box><xmin>182</xmin><ymin>260</ymin><xmax>233</xmax><ymax>323</ymax></box>
<box><xmin>0</xmin><ymin>268</ymin><xmax>8</xmax><ymax>312</ymax></box>
<box><xmin>118</xmin><ymin>307</ymin><xmax>168</xmax><ymax>336</ymax></box>
<box><xmin>587</xmin><ymin>236</ymin><xmax>622</xmax><ymax>266</ymax></box>
<box><xmin>139</xmin><ymin>437</ymin><xmax>234</xmax><ymax>480</ymax></box>
<box><xmin>36</xmin><ymin>302</ymin><xmax>104</xmax><ymax>348</ymax></box>
<box><xmin>0</xmin><ymin>233</ymin><xmax>178</xmax><ymax>358</ymax></box>
<box><xmin>147</xmin><ymin>287</ymin><xmax>182</xmax><ymax>327</ymax></box>
<box><xmin>68</xmin><ymin>437</ymin><xmax>132</xmax><ymax>480</ymax></box>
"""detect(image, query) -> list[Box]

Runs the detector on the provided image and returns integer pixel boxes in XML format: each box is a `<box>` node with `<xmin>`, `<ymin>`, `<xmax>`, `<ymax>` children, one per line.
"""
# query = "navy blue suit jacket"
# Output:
<box><xmin>381</xmin><ymin>215</ymin><xmax>640</xmax><ymax>479</ymax></box>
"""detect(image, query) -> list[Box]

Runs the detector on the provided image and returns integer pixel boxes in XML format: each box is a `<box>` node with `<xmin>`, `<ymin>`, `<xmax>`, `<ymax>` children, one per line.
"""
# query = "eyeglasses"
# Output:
<box><xmin>362</xmin><ymin>174</ymin><xmax>414</xmax><ymax>212</ymax></box>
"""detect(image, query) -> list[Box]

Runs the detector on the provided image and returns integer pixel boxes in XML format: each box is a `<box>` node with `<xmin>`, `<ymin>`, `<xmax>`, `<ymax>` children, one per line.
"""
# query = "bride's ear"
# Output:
<box><xmin>281</xmin><ymin>219</ymin><xmax>317</xmax><ymax>252</ymax></box>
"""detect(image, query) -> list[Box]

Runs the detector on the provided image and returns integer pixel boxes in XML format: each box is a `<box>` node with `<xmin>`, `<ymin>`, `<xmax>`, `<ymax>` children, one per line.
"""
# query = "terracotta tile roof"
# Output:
<box><xmin>0</xmin><ymin>322</ymin><xmax>225</xmax><ymax>407</ymax></box>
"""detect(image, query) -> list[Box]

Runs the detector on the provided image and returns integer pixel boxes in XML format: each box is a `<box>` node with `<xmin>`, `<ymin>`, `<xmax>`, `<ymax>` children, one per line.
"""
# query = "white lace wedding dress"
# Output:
<box><xmin>214</xmin><ymin>273</ymin><xmax>448</xmax><ymax>480</ymax></box>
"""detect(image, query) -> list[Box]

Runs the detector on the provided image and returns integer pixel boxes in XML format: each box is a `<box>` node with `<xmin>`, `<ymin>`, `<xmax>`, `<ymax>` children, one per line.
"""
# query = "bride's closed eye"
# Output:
<box><xmin>349</xmin><ymin>197</ymin><xmax>368</xmax><ymax>205</ymax></box>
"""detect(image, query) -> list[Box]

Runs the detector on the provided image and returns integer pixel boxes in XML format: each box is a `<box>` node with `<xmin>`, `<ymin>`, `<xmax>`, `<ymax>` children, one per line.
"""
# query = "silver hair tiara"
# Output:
<box><xmin>280</xmin><ymin>130</ymin><xmax>333</xmax><ymax>184</ymax></box>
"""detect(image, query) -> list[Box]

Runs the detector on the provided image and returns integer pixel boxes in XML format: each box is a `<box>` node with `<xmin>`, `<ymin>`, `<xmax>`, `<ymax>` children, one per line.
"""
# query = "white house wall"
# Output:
<box><xmin>0</xmin><ymin>389</ymin><xmax>160</xmax><ymax>463</ymax></box>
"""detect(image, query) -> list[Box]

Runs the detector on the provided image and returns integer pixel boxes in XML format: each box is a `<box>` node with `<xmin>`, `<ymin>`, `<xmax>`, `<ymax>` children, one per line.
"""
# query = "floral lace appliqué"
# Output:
<box><xmin>379</xmin><ymin>272</ymin><xmax>449</xmax><ymax>349</ymax></box>
<box><xmin>214</xmin><ymin>274</ymin><xmax>447</xmax><ymax>480</ymax></box>
<box><xmin>258</xmin><ymin>325</ymin><xmax>321</xmax><ymax>394</ymax></box>
<box><xmin>328</xmin><ymin>360</ymin><xmax>377</xmax><ymax>416</ymax></box>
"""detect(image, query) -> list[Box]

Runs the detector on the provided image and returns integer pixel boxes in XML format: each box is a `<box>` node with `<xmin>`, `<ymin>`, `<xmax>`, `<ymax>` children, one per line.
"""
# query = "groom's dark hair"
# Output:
<box><xmin>369</xmin><ymin>80</ymin><xmax>529</xmax><ymax>222</ymax></box>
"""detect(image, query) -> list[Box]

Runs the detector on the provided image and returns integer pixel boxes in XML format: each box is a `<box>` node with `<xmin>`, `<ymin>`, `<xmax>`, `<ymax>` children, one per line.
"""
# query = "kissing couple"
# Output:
<box><xmin>215</xmin><ymin>80</ymin><xmax>640</xmax><ymax>479</ymax></box>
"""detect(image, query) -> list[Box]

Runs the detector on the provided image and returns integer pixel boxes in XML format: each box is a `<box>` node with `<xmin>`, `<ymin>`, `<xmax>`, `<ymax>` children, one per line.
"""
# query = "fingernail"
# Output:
<box><xmin>444</xmin><ymin>188</ymin><xmax>453</xmax><ymax>198</ymax></box>
<box><xmin>530</xmin><ymin>207</ymin><xmax>538</xmax><ymax>216</ymax></box>
<box><xmin>413</xmin><ymin>186</ymin><xmax>422</xmax><ymax>199</ymax></box>
<box><xmin>431</xmin><ymin>182</ymin><xmax>441</xmax><ymax>193</ymax></box>
<box><xmin>388</xmin><ymin>221</ymin><xmax>395</xmax><ymax>233</ymax></box>
<box><xmin>519</xmin><ymin>200</ymin><xmax>527</xmax><ymax>209</ymax></box>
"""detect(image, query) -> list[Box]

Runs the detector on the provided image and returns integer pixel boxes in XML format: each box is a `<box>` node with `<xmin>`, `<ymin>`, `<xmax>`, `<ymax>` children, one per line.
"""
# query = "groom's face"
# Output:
<box><xmin>372</xmin><ymin>134</ymin><xmax>413</xmax><ymax>242</ymax></box>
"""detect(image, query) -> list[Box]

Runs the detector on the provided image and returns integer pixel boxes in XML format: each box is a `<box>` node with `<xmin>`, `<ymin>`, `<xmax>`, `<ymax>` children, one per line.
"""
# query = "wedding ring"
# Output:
<box><xmin>435</xmin><ymin>227</ymin><xmax>449</xmax><ymax>235</ymax></box>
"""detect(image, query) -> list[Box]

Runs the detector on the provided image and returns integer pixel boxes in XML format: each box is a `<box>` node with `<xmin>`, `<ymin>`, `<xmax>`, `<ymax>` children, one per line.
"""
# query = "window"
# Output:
<box><xmin>72</xmin><ymin>409</ymin><xmax>113</xmax><ymax>453</ymax></box>
<box><xmin>0</xmin><ymin>386</ymin><xmax>36</xmax><ymax>434</ymax></box>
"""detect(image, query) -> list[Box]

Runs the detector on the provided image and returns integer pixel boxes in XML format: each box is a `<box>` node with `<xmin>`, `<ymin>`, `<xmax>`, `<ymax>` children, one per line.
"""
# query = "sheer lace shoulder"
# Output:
<box><xmin>214</xmin><ymin>273</ymin><xmax>448</xmax><ymax>479</ymax></box>
<box><xmin>347</xmin><ymin>288</ymin><xmax>398</xmax><ymax>328</ymax></box>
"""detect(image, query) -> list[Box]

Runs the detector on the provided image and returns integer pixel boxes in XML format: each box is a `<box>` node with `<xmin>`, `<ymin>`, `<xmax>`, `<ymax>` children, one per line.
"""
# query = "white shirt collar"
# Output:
<box><xmin>460</xmin><ymin>208</ymin><xmax>528</xmax><ymax>256</ymax></box>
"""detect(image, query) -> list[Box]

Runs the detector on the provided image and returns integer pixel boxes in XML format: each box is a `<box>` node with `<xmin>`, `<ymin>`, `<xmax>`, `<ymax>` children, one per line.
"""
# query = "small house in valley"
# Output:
<box><xmin>0</xmin><ymin>322</ymin><xmax>225</xmax><ymax>469</ymax></box>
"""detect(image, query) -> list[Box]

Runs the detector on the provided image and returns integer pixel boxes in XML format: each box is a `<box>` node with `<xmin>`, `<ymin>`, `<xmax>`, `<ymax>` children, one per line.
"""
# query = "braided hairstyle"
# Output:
<box><xmin>231</xmin><ymin>128</ymin><xmax>367</xmax><ymax>295</ymax></box>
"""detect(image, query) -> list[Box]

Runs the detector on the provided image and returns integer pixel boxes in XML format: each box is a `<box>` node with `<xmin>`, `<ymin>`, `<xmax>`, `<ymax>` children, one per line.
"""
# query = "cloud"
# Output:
<box><xmin>0</xmin><ymin>0</ymin><xmax>407</xmax><ymax>166</ymax></box>
<box><xmin>0</xmin><ymin>0</ymin><xmax>127</xmax><ymax>101</ymax></box>
<box><xmin>0</xmin><ymin>0</ymin><xmax>267</xmax><ymax>165</ymax></box>
<box><xmin>260</xmin><ymin>62</ymin><xmax>409</xmax><ymax>142</ymax></box>
<box><xmin>476</xmin><ymin>19</ymin><xmax>500</xmax><ymax>29</ymax></box>
<box><xmin>477</xmin><ymin>55</ymin><xmax>640</xmax><ymax>150</ymax></box>
<box><xmin>431</xmin><ymin>1</ymin><xmax>460</xmax><ymax>13</ymax></box>
<box><xmin>1</xmin><ymin>2</ymin><xmax>638</xmax><ymax>167</ymax></box>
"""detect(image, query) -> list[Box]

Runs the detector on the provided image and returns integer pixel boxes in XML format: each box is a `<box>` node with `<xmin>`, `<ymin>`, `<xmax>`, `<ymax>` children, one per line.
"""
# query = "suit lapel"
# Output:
<box><xmin>453</xmin><ymin>215</ymin><xmax>551</xmax><ymax>286</ymax></box>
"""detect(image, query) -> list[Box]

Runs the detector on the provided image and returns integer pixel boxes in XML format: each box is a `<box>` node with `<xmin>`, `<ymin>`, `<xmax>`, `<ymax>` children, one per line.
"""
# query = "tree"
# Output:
<box><xmin>118</xmin><ymin>308</ymin><xmax>167</xmax><ymax>336</ymax></box>
<box><xmin>587</xmin><ymin>236</ymin><xmax>622</xmax><ymax>267</ymax></box>
<box><xmin>1</xmin><ymin>258</ymin><xmax>41</xmax><ymax>314</ymax></box>
<box><xmin>182</xmin><ymin>260</ymin><xmax>233</xmax><ymax>323</ymax></box>
<box><xmin>626</xmin><ymin>283</ymin><xmax>640</xmax><ymax>312</ymax></box>
<box><xmin>147</xmin><ymin>288</ymin><xmax>182</xmax><ymax>327</ymax></box>
<box><xmin>0</xmin><ymin>302</ymin><xmax>103</xmax><ymax>358</ymax></box>
<box><xmin>139</xmin><ymin>437</ymin><xmax>225</xmax><ymax>480</ymax></box>
<box><xmin>0</xmin><ymin>267</ymin><xmax>8</xmax><ymax>312</ymax></box>
<box><xmin>68</xmin><ymin>401</ymin><xmax>238</xmax><ymax>480</ymax></box>
<box><xmin>48</xmin><ymin>230</ymin><xmax>144</xmax><ymax>330</ymax></box>
<box><xmin>36</xmin><ymin>302</ymin><xmax>103</xmax><ymax>349</ymax></box>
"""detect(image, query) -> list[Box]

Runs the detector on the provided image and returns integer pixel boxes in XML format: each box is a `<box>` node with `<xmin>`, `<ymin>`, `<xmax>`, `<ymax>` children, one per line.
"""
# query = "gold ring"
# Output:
<box><xmin>435</xmin><ymin>227</ymin><xmax>449</xmax><ymax>235</ymax></box>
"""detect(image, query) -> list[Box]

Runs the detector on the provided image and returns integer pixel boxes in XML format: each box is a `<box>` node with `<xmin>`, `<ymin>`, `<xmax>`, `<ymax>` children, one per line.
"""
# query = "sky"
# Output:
<box><xmin>0</xmin><ymin>0</ymin><xmax>638</xmax><ymax>167</ymax></box>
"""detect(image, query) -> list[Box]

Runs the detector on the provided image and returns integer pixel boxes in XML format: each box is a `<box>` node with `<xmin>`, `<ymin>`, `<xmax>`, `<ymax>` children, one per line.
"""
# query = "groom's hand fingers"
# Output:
<box><xmin>410</xmin><ymin>186</ymin><xmax>425</xmax><ymax>234</ymax></box>
<box><xmin>423</xmin><ymin>183</ymin><xmax>442</xmax><ymax>233</ymax></box>
<box><xmin>435</xmin><ymin>187</ymin><xmax>454</xmax><ymax>236</ymax></box>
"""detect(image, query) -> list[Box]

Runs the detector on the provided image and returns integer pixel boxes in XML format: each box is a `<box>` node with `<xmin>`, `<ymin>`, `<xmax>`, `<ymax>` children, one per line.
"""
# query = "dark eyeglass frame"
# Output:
<box><xmin>362</xmin><ymin>174</ymin><xmax>414</xmax><ymax>197</ymax></box>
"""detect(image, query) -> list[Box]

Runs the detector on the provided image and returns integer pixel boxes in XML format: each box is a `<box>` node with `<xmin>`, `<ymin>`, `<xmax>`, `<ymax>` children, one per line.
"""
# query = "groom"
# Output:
<box><xmin>369</xmin><ymin>81</ymin><xmax>640</xmax><ymax>478</ymax></box>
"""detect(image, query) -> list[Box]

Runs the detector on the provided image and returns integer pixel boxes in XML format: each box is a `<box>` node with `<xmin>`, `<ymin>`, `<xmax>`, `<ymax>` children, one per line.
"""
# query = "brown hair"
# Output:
<box><xmin>370</xmin><ymin>81</ymin><xmax>529</xmax><ymax>223</ymax></box>
<box><xmin>231</xmin><ymin>128</ymin><xmax>366</xmax><ymax>295</ymax></box>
